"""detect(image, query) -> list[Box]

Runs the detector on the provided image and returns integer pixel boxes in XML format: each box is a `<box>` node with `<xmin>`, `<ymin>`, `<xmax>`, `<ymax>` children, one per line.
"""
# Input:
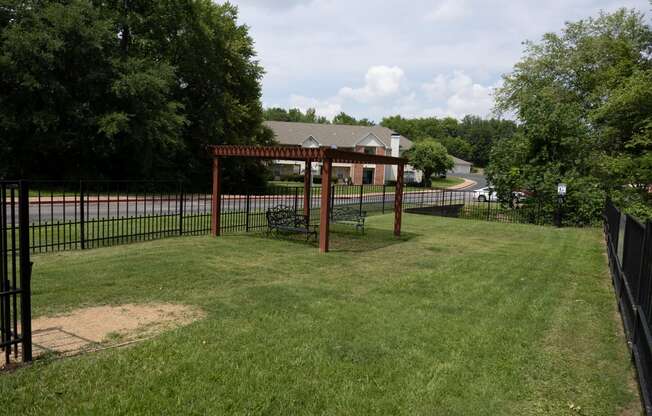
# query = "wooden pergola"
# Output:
<box><xmin>208</xmin><ymin>145</ymin><xmax>408</xmax><ymax>252</ymax></box>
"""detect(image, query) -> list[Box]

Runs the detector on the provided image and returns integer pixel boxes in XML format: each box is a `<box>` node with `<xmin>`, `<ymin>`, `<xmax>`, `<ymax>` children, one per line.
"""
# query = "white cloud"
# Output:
<box><xmin>289</xmin><ymin>94</ymin><xmax>342</xmax><ymax>120</ymax></box>
<box><xmin>424</xmin><ymin>0</ymin><xmax>469</xmax><ymax>22</ymax></box>
<box><xmin>338</xmin><ymin>66</ymin><xmax>406</xmax><ymax>103</ymax></box>
<box><xmin>231</xmin><ymin>0</ymin><xmax>651</xmax><ymax>121</ymax></box>
<box><xmin>422</xmin><ymin>71</ymin><xmax>496</xmax><ymax>118</ymax></box>
<box><xmin>288</xmin><ymin>67</ymin><xmax>497</xmax><ymax>122</ymax></box>
<box><xmin>421</xmin><ymin>74</ymin><xmax>450</xmax><ymax>101</ymax></box>
<box><xmin>236</xmin><ymin>0</ymin><xmax>315</xmax><ymax>11</ymax></box>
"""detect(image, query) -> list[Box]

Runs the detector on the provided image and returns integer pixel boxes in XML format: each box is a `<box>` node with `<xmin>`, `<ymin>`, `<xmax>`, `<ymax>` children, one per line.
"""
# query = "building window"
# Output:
<box><xmin>364</xmin><ymin>147</ymin><xmax>376</xmax><ymax>155</ymax></box>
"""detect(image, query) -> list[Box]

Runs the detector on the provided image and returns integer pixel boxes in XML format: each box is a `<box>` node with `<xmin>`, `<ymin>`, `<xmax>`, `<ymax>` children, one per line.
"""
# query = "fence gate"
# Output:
<box><xmin>0</xmin><ymin>181</ymin><xmax>32</xmax><ymax>366</ymax></box>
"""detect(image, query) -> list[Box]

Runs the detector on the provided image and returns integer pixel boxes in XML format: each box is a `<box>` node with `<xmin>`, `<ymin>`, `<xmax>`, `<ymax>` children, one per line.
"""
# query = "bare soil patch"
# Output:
<box><xmin>30</xmin><ymin>303</ymin><xmax>204</xmax><ymax>358</ymax></box>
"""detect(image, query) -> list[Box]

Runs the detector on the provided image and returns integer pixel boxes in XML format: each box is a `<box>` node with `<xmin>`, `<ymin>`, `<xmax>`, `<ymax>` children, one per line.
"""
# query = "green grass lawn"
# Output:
<box><xmin>0</xmin><ymin>214</ymin><xmax>638</xmax><ymax>415</ymax></box>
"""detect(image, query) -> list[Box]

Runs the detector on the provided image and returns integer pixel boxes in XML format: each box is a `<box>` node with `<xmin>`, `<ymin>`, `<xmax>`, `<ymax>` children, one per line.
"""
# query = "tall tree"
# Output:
<box><xmin>263</xmin><ymin>108</ymin><xmax>373</xmax><ymax>126</ymax></box>
<box><xmin>493</xmin><ymin>7</ymin><xmax>652</xmax><ymax>222</ymax></box>
<box><xmin>263</xmin><ymin>107</ymin><xmax>329</xmax><ymax>124</ymax></box>
<box><xmin>0</xmin><ymin>0</ymin><xmax>269</xmax><ymax>189</ymax></box>
<box><xmin>332</xmin><ymin>112</ymin><xmax>374</xmax><ymax>126</ymax></box>
<box><xmin>404</xmin><ymin>139</ymin><xmax>454</xmax><ymax>187</ymax></box>
<box><xmin>381</xmin><ymin>114</ymin><xmax>516</xmax><ymax>166</ymax></box>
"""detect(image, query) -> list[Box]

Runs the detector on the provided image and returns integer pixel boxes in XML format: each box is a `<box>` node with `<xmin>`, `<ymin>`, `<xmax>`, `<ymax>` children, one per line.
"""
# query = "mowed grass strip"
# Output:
<box><xmin>0</xmin><ymin>214</ymin><xmax>639</xmax><ymax>415</ymax></box>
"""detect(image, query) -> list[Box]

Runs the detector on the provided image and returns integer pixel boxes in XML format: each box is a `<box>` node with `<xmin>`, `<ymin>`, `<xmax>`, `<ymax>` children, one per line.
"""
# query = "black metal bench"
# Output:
<box><xmin>266</xmin><ymin>205</ymin><xmax>317</xmax><ymax>241</ymax></box>
<box><xmin>331</xmin><ymin>206</ymin><xmax>366</xmax><ymax>233</ymax></box>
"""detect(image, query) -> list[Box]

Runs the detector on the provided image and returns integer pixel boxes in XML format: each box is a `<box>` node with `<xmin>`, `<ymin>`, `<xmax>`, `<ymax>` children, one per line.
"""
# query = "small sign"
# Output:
<box><xmin>557</xmin><ymin>183</ymin><xmax>567</xmax><ymax>196</ymax></box>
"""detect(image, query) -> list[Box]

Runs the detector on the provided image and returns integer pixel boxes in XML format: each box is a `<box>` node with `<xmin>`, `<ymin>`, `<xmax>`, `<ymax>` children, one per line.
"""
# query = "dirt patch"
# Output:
<box><xmin>30</xmin><ymin>303</ymin><xmax>204</xmax><ymax>358</ymax></box>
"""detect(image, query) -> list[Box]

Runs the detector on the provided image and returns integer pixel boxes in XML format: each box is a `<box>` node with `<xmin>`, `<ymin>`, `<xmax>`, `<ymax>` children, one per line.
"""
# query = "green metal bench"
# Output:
<box><xmin>331</xmin><ymin>206</ymin><xmax>366</xmax><ymax>233</ymax></box>
<box><xmin>266</xmin><ymin>205</ymin><xmax>317</xmax><ymax>241</ymax></box>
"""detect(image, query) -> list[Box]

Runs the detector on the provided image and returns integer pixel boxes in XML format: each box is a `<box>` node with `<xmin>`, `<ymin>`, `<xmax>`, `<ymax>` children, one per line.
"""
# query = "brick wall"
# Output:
<box><xmin>373</xmin><ymin>147</ymin><xmax>385</xmax><ymax>185</ymax></box>
<box><xmin>352</xmin><ymin>145</ymin><xmax>364</xmax><ymax>185</ymax></box>
<box><xmin>350</xmin><ymin>146</ymin><xmax>388</xmax><ymax>185</ymax></box>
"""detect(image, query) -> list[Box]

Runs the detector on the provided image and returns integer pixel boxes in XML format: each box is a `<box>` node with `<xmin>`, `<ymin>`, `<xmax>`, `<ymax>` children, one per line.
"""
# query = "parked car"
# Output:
<box><xmin>474</xmin><ymin>187</ymin><xmax>498</xmax><ymax>202</ymax></box>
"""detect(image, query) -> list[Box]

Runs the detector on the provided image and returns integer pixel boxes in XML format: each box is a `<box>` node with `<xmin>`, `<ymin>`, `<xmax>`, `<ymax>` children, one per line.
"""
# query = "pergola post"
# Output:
<box><xmin>394</xmin><ymin>163</ymin><xmax>404</xmax><ymax>237</ymax></box>
<box><xmin>319</xmin><ymin>158</ymin><xmax>333</xmax><ymax>252</ymax></box>
<box><xmin>211</xmin><ymin>157</ymin><xmax>222</xmax><ymax>236</ymax></box>
<box><xmin>304</xmin><ymin>160</ymin><xmax>311</xmax><ymax>218</ymax></box>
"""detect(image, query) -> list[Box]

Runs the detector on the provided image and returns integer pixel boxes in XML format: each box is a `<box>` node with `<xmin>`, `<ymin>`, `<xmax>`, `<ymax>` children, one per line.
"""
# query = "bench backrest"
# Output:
<box><xmin>266</xmin><ymin>206</ymin><xmax>298</xmax><ymax>226</ymax></box>
<box><xmin>331</xmin><ymin>206</ymin><xmax>365</xmax><ymax>219</ymax></box>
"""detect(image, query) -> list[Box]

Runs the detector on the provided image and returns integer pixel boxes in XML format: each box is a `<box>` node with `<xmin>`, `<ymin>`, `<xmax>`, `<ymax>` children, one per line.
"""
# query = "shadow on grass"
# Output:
<box><xmin>241</xmin><ymin>224</ymin><xmax>419</xmax><ymax>253</ymax></box>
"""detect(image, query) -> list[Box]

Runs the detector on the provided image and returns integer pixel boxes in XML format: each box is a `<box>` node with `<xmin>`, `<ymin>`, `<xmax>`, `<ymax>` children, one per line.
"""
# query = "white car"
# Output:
<box><xmin>473</xmin><ymin>187</ymin><xmax>498</xmax><ymax>202</ymax></box>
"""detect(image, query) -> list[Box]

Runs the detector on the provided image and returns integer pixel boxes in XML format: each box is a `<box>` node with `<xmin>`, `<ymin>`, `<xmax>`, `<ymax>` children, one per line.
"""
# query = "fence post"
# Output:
<box><xmin>293</xmin><ymin>187</ymin><xmax>298</xmax><ymax>213</ymax></box>
<box><xmin>178</xmin><ymin>182</ymin><xmax>184</xmax><ymax>236</ymax></box>
<box><xmin>486</xmin><ymin>198</ymin><xmax>491</xmax><ymax>221</ymax></box>
<box><xmin>79</xmin><ymin>180</ymin><xmax>85</xmax><ymax>250</ymax></box>
<box><xmin>635</xmin><ymin>221</ymin><xmax>652</xmax><ymax>340</ymax></box>
<box><xmin>331</xmin><ymin>184</ymin><xmax>336</xmax><ymax>219</ymax></box>
<box><xmin>245</xmin><ymin>192</ymin><xmax>251</xmax><ymax>232</ymax></box>
<box><xmin>554</xmin><ymin>195</ymin><xmax>564</xmax><ymax>227</ymax></box>
<box><xmin>358</xmin><ymin>184</ymin><xmax>363</xmax><ymax>215</ymax></box>
<box><xmin>382</xmin><ymin>184</ymin><xmax>386</xmax><ymax>214</ymax></box>
<box><xmin>18</xmin><ymin>180</ymin><xmax>32</xmax><ymax>362</ymax></box>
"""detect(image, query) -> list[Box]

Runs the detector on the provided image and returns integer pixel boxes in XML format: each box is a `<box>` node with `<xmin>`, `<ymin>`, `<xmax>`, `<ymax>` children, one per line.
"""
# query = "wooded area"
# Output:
<box><xmin>0</xmin><ymin>0</ymin><xmax>273</xmax><ymax>190</ymax></box>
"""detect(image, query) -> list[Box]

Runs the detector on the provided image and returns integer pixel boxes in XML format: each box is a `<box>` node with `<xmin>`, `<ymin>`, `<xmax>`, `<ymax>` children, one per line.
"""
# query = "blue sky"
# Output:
<box><xmin>231</xmin><ymin>0</ymin><xmax>651</xmax><ymax>122</ymax></box>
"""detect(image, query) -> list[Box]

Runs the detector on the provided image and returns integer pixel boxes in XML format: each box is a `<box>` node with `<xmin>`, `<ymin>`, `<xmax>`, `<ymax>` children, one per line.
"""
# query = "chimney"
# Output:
<box><xmin>390</xmin><ymin>134</ymin><xmax>401</xmax><ymax>158</ymax></box>
<box><xmin>389</xmin><ymin>133</ymin><xmax>401</xmax><ymax>181</ymax></box>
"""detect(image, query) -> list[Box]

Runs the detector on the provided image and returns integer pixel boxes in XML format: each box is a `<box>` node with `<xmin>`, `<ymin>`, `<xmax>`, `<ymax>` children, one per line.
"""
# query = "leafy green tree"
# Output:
<box><xmin>0</xmin><ymin>0</ymin><xmax>268</xmax><ymax>189</ymax></box>
<box><xmin>458</xmin><ymin>116</ymin><xmax>517</xmax><ymax>166</ymax></box>
<box><xmin>381</xmin><ymin>114</ymin><xmax>516</xmax><ymax>166</ymax></box>
<box><xmin>263</xmin><ymin>107</ymin><xmax>329</xmax><ymax>124</ymax></box>
<box><xmin>493</xmin><ymin>7</ymin><xmax>652</xmax><ymax>222</ymax></box>
<box><xmin>263</xmin><ymin>108</ymin><xmax>373</xmax><ymax>126</ymax></box>
<box><xmin>439</xmin><ymin>136</ymin><xmax>472</xmax><ymax>160</ymax></box>
<box><xmin>404</xmin><ymin>139</ymin><xmax>454</xmax><ymax>187</ymax></box>
<box><xmin>485</xmin><ymin>134</ymin><xmax>528</xmax><ymax>202</ymax></box>
<box><xmin>591</xmin><ymin>68</ymin><xmax>652</xmax><ymax>216</ymax></box>
<box><xmin>332</xmin><ymin>112</ymin><xmax>374</xmax><ymax>126</ymax></box>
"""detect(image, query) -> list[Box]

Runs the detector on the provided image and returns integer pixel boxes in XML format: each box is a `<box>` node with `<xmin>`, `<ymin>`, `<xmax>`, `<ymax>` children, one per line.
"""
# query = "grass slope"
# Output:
<box><xmin>0</xmin><ymin>215</ymin><xmax>639</xmax><ymax>415</ymax></box>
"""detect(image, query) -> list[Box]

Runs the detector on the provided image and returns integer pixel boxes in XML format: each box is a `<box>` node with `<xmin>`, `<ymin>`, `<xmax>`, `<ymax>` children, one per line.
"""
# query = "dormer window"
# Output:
<box><xmin>363</xmin><ymin>147</ymin><xmax>376</xmax><ymax>155</ymax></box>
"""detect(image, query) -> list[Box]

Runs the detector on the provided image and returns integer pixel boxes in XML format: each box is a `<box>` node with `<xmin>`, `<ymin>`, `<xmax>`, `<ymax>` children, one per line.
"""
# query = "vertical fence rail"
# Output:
<box><xmin>0</xmin><ymin>181</ymin><xmax>32</xmax><ymax>365</ymax></box>
<box><xmin>604</xmin><ymin>200</ymin><xmax>652</xmax><ymax>414</ymax></box>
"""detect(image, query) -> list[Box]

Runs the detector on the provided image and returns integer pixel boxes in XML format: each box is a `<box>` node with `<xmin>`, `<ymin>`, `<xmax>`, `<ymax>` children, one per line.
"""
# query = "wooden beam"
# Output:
<box><xmin>208</xmin><ymin>145</ymin><xmax>407</xmax><ymax>166</ymax></box>
<box><xmin>304</xmin><ymin>160</ymin><xmax>311</xmax><ymax>218</ymax></box>
<box><xmin>394</xmin><ymin>163</ymin><xmax>404</xmax><ymax>237</ymax></box>
<box><xmin>319</xmin><ymin>158</ymin><xmax>333</xmax><ymax>252</ymax></box>
<box><xmin>211</xmin><ymin>157</ymin><xmax>222</xmax><ymax>236</ymax></box>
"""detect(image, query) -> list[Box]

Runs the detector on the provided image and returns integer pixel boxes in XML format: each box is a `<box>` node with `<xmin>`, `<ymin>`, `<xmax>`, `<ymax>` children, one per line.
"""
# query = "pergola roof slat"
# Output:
<box><xmin>209</xmin><ymin>145</ymin><xmax>407</xmax><ymax>165</ymax></box>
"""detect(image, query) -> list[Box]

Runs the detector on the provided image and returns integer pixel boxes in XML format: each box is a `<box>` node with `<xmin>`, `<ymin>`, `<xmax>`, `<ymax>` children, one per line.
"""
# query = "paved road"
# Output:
<box><xmin>455</xmin><ymin>173</ymin><xmax>487</xmax><ymax>190</ymax></box>
<box><xmin>17</xmin><ymin>188</ymin><xmax>478</xmax><ymax>223</ymax></box>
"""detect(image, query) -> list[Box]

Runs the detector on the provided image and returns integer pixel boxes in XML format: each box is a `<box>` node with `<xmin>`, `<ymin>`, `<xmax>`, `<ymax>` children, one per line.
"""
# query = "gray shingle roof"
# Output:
<box><xmin>264</xmin><ymin>121</ymin><xmax>413</xmax><ymax>150</ymax></box>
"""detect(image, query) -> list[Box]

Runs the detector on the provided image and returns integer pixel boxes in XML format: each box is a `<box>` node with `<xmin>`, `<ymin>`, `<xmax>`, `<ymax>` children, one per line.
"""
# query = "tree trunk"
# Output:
<box><xmin>422</xmin><ymin>169</ymin><xmax>433</xmax><ymax>188</ymax></box>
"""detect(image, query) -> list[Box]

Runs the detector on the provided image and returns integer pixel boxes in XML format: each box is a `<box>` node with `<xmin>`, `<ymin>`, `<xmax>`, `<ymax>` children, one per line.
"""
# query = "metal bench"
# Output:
<box><xmin>331</xmin><ymin>206</ymin><xmax>366</xmax><ymax>233</ymax></box>
<box><xmin>266</xmin><ymin>205</ymin><xmax>317</xmax><ymax>241</ymax></box>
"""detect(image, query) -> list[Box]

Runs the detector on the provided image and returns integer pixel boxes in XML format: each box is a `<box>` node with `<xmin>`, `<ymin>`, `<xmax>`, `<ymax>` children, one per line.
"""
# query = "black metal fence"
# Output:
<box><xmin>24</xmin><ymin>180</ymin><xmax>210</xmax><ymax>253</ymax></box>
<box><xmin>13</xmin><ymin>180</ymin><xmax>561</xmax><ymax>255</ymax></box>
<box><xmin>604</xmin><ymin>200</ymin><xmax>652</xmax><ymax>414</ymax></box>
<box><xmin>402</xmin><ymin>188</ymin><xmax>555</xmax><ymax>225</ymax></box>
<box><xmin>0</xmin><ymin>181</ymin><xmax>32</xmax><ymax>366</ymax></box>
